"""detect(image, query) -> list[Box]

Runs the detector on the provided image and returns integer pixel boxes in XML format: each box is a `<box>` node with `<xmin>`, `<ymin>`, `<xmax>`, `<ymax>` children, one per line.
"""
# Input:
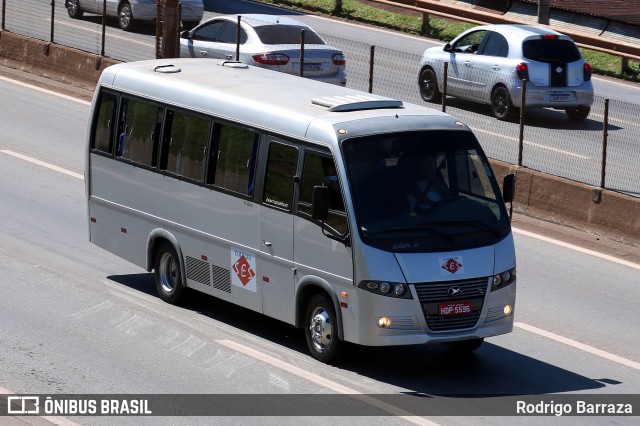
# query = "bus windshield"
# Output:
<box><xmin>342</xmin><ymin>130</ymin><xmax>511</xmax><ymax>252</ymax></box>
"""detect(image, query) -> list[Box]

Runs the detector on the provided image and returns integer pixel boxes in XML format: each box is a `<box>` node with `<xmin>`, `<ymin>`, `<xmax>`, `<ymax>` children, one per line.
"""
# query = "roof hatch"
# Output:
<box><xmin>311</xmin><ymin>95</ymin><xmax>403</xmax><ymax>112</ymax></box>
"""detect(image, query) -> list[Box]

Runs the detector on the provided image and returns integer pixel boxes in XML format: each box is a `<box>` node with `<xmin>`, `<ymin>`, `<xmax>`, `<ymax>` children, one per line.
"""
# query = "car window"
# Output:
<box><xmin>478</xmin><ymin>31</ymin><xmax>509</xmax><ymax>57</ymax></box>
<box><xmin>218</xmin><ymin>22</ymin><xmax>248</xmax><ymax>44</ymax></box>
<box><xmin>253</xmin><ymin>25</ymin><xmax>325</xmax><ymax>45</ymax></box>
<box><xmin>452</xmin><ymin>30</ymin><xmax>486</xmax><ymax>54</ymax></box>
<box><xmin>193</xmin><ymin>21</ymin><xmax>225</xmax><ymax>42</ymax></box>
<box><xmin>522</xmin><ymin>39</ymin><xmax>581</xmax><ymax>63</ymax></box>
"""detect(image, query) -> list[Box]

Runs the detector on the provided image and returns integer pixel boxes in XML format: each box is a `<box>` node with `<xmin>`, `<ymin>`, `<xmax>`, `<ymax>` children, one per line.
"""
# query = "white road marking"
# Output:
<box><xmin>0</xmin><ymin>75</ymin><xmax>91</xmax><ymax>105</ymax></box>
<box><xmin>0</xmin><ymin>150</ymin><xmax>84</xmax><ymax>181</ymax></box>
<box><xmin>216</xmin><ymin>339</ymin><xmax>439</xmax><ymax>425</ymax></box>
<box><xmin>515</xmin><ymin>322</ymin><xmax>640</xmax><ymax>371</ymax></box>
<box><xmin>513</xmin><ymin>227</ymin><xmax>640</xmax><ymax>271</ymax></box>
<box><xmin>45</xmin><ymin>19</ymin><xmax>154</xmax><ymax>48</ymax></box>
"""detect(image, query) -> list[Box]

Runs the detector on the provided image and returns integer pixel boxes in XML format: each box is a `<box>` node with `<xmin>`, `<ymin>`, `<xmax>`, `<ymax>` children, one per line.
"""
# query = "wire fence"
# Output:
<box><xmin>2</xmin><ymin>0</ymin><xmax>639</xmax><ymax>197</ymax></box>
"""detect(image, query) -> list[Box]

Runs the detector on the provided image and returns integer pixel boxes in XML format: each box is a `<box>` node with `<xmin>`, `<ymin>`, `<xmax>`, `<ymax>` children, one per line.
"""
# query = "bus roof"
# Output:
<box><xmin>97</xmin><ymin>59</ymin><xmax>468</xmax><ymax>142</ymax></box>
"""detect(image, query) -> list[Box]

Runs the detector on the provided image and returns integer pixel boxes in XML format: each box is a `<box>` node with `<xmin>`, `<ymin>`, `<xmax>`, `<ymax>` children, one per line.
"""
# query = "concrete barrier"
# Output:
<box><xmin>0</xmin><ymin>31</ymin><xmax>120</xmax><ymax>89</ymax></box>
<box><xmin>1</xmin><ymin>29</ymin><xmax>639</xmax><ymax>247</ymax></box>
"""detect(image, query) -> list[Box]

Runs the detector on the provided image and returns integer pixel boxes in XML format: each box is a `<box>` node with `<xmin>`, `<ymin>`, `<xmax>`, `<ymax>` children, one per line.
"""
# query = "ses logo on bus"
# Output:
<box><xmin>231</xmin><ymin>248</ymin><xmax>257</xmax><ymax>291</ymax></box>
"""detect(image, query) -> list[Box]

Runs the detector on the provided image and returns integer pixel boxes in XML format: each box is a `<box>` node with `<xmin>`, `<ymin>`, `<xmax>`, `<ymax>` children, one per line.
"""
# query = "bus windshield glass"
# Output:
<box><xmin>342</xmin><ymin>130</ymin><xmax>510</xmax><ymax>252</ymax></box>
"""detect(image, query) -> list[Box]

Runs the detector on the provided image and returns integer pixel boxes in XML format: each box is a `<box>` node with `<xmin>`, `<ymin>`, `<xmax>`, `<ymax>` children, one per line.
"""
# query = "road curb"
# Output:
<box><xmin>1</xmin><ymin>29</ymin><xmax>638</xmax><ymax>247</ymax></box>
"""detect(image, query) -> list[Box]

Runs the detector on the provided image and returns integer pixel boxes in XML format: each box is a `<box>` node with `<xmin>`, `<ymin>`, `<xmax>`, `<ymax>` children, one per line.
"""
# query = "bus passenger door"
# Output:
<box><xmin>259</xmin><ymin>139</ymin><xmax>299</xmax><ymax>324</ymax></box>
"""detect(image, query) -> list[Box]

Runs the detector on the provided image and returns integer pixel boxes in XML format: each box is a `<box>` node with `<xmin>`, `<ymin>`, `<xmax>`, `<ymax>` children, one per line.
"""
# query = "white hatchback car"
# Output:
<box><xmin>179</xmin><ymin>14</ymin><xmax>347</xmax><ymax>86</ymax></box>
<box><xmin>65</xmin><ymin>0</ymin><xmax>204</xmax><ymax>31</ymax></box>
<box><xmin>418</xmin><ymin>24</ymin><xmax>594</xmax><ymax>121</ymax></box>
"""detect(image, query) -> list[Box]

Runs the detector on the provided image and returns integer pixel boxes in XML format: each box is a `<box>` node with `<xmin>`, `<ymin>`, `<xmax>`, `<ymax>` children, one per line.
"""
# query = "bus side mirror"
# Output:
<box><xmin>312</xmin><ymin>186</ymin><xmax>329</xmax><ymax>221</ymax></box>
<box><xmin>502</xmin><ymin>173</ymin><xmax>515</xmax><ymax>203</ymax></box>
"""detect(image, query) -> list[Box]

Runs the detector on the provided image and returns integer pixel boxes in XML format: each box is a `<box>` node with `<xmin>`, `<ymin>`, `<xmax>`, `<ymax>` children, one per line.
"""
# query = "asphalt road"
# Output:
<box><xmin>0</xmin><ymin>61</ymin><xmax>639</xmax><ymax>425</ymax></box>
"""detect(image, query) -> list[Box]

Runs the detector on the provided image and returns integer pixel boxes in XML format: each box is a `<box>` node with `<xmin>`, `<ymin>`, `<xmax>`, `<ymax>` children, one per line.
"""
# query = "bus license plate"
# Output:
<box><xmin>438</xmin><ymin>301</ymin><xmax>472</xmax><ymax>316</ymax></box>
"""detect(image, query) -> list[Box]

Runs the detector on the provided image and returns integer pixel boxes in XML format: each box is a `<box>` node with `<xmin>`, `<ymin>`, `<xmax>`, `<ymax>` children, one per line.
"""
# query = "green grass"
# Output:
<box><xmin>255</xmin><ymin>0</ymin><xmax>640</xmax><ymax>82</ymax></box>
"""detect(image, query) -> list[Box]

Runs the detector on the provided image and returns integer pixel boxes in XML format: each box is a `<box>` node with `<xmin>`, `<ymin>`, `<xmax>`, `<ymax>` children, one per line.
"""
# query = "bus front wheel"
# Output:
<box><xmin>305</xmin><ymin>294</ymin><xmax>342</xmax><ymax>363</ymax></box>
<box><xmin>154</xmin><ymin>242</ymin><xmax>185</xmax><ymax>304</ymax></box>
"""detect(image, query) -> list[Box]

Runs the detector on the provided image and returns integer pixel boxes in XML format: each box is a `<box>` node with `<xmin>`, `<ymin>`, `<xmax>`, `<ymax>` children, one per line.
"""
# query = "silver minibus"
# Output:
<box><xmin>86</xmin><ymin>58</ymin><xmax>516</xmax><ymax>363</ymax></box>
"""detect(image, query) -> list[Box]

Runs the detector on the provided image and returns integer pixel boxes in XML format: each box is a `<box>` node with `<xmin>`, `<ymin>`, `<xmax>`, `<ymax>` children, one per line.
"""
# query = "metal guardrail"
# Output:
<box><xmin>365</xmin><ymin>0</ymin><xmax>640</xmax><ymax>66</ymax></box>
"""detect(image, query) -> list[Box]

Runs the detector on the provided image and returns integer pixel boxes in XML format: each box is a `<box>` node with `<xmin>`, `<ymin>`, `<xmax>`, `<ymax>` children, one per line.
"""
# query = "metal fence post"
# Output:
<box><xmin>368</xmin><ymin>45</ymin><xmax>375</xmax><ymax>93</ymax></box>
<box><xmin>442</xmin><ymin>62</ymin><xmax>448</xmax><ymax>113</ymax></box>
<box><xmin>518</xmin><ymin>79</ymin><xmax>527</xmax><ymax>166</ymax></box>
<box><xmin>236</xmin><ymin>15</ymin><xmax>241</xmax><ymax>61</ymax></box>
<box><xmin>101</xmin><ymin>0</ymin><xmax>106</xmax><ymax>56</ymax></box>
<box><xmin>50</xmin><ymin>0</ymin><xmax>55</xmax><ymax>43</ymax></box>
<box><xmin>600</xmin><ymin>99</ymin><xmax>610</xmax><ymax>189</ymax></box>
<box><xmin>300</xmin><ymin>29</ymin><xmax>305</xmax><ymax>78</ymax></box>
<box><xmin>2</xmin><ymin>0</ymin><xmax>6</xmax><ymax>31</ymax></box>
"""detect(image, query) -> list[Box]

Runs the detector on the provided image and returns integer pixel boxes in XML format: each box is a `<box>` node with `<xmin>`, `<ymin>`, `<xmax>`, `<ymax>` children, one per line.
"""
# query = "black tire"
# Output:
<box><xmin>118</xmin><ymin>2</ymin><xmax>135</xmax><ymax>31</ymax></box>
<box><xmin>419</xmin><ymin>67</ymin><xmax>442</xmax><ymax>104</ymax></box>
<box><xmin>154</xmin><ymin>241</ymin><xmax>186</xmax><ymax>305</ymax></box>
<box><xmin>305</xmin><ymin>294</ymin><xmax>342</xmax><ymax>363</ymax></box>
<box><xmin>66</xmin><ymin>0</ymin><xmax>84</xmax><ymax>19</ymax></box>
<box><xmin>446</xmin><ymin>338</ymin><xmax>484</xmax><ymax>353</ymax></box>
<box><xmin>491</xmin><ymin>86</ymin><xmax>517</xmax><ymax>121</ymax></box>
<box><xmin>565</xmin><ymin>106</ymin><xmax>590</xmax><ymax>121</ymax></box>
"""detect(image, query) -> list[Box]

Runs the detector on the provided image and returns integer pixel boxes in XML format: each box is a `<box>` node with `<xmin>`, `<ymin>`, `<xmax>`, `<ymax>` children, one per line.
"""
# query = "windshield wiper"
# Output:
<box><xmin>365</xmin><ymin>225</ymin><xmax>453</xmax><ymax>243</ymax></box>
<box><xmin>430</xmin><ymin>220</ymin><xmax>503</xmax><ymax>238</ymax></box>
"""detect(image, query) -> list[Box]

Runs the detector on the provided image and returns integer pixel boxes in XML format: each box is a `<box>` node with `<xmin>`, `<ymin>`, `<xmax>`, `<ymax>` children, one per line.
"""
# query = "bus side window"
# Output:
<box><xmin>211</xmin><ymin>124</ymin><xmax>259</xmax><ymax>196</ymax></box>
<box><xmin>263</xmin><ymin>141</ymin><xmax>298</xmax><ymax>211</ymax></box>
<box><xmin>161</xmin><ymin>109</ymin><xmax>211</xmax><ymax>182</ymax></box>
<box><xmin>298</xmin><ymin>152</ymin><xmax>348</xmax><ymax>235</ymax></box>
<box><xmin>116</xmin><ymin>97</ymin><xmax>162</xmax><ymax>167</ymax></box>
<box><xmin>92</xmin><ymin>92</ymin><xmax>117</xmax><ymax>154</ymax></box>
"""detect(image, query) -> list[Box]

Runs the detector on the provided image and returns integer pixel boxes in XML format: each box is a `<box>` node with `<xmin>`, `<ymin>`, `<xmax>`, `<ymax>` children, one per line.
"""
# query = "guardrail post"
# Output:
<box><xmin>299</xmin><ymin>29</ymin><xmax>305</xmax><ymax>77</ymax></box>
<box><xmin>368</xmin><ymin>45</ymin><xmax>375</xmax><ymax>93</ymax></box>
<box><xmin>600</xmin><ymin>99</ymin><xmax>610</xmax><ymax>189</ymax></box>
<box><xmin>442</xmin><ymin>62</ymin><xmax>448</xmax><ymax>113</ymax></box>
<box><xmin>50</xmin><ymin>0</ymin><xmax>55</xmax><ymax>43</ymax></box>
<box><xmin>421</xmin><ymin>12</ymin><xmax>429</xmax><ymax>36</ymax></box>
<box><xmin>333</xmin><ymin>0</ymin><xmax>343</xmax><ymax>15</ymax></box>
<box><xmin>518</xmin><ymin>79</ymin><xmax>527</xmax><ymax>167</ymax></box>
<box><xmin>538</xmin><ymin>0</ymin><xmax>550</xmax><ymax>25</ymax></box>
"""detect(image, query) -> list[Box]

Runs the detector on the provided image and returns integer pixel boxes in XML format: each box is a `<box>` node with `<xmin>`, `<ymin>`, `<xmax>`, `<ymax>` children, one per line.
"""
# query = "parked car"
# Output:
<box><xmin>179</xmin><ymin>14</ymin><xmax>347</xmax><ymax>86</ymax></box>
<box><xmin>418</xmin><ymin>24</ymin><xmax>594</xmax><ymax>121</ymax></box>
<box><xmin>65</xmin><ymin>0</ymin><xmax>204</xmax><ymax>31</ymax></box>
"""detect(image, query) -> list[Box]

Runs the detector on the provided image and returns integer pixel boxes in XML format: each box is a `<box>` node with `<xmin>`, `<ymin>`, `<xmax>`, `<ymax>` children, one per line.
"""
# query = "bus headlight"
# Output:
<box><xmin>491</xmin><ymin>267</ymin><xmax>516</xmax><ymax>291</ymax></box>
<box><xmin>358</xmin><ymin>281</ymin><xmax>413</xmax><ymax>299</ymax></box>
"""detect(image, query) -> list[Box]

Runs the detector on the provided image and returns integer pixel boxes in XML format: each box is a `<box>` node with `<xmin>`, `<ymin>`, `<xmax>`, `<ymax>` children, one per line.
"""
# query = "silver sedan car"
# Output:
<box><xmin>179</xmin><ymin>14</ymin><xmax>347</xmax><ymax>86</ymax></box>
<box><xmin>418</xmin><ymin>24</ymin><xmax>594</xmax><ymax>121</ymax></box>
<box><xmin>65</xmin><ymin>0</ymin><xmax>204</xmax><ymax>31</ymax></box>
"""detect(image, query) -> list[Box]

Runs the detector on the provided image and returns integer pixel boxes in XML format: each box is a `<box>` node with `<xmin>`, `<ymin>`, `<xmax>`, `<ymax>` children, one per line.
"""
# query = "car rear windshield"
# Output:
<box><xmin>254</xmin><ymin>25</ymin><xmax>326</xmax><ymax>45</ymax></box>
<box><xmin>522</xmin><ymin>39</ymin><xmax>581</xmax><ymax>63</ymax></box>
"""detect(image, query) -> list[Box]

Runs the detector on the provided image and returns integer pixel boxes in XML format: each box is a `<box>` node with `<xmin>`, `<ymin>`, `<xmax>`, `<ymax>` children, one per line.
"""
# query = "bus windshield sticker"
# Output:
<box><xmin>231</xmin><ymin>248</ymin><xmax>257</xmax><ymax>291</ymax></box>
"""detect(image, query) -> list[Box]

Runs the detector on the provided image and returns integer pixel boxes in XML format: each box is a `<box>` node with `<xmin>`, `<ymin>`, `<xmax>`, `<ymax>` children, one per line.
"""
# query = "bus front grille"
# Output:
<box><xmin>413</xmin><ymin>277</ymin><xmax>489</xmax><ymax>332</ymax></box>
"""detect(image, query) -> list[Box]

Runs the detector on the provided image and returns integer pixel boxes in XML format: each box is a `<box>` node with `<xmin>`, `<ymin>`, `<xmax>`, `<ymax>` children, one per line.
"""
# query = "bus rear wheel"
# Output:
<box><xmin>154</xmin><ymin>242</ymin><xmax>185</xmax><ymax>304</ymax></box>
<box><xmin>305</xmin><ymin>294</ymin><xmax>342</xmax><ymax>363</ymax></box>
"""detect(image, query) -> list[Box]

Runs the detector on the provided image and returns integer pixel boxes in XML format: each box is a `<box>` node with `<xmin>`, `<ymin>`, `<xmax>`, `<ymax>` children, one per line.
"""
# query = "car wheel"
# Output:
<box><xmin>66</xmin><ymin>0</ymin><xmax>83</xmax><ymax>19</ymax></box>
<box><xmin>305</xmin><ymin>294</ymin><xmax>342</xmax><ymax>363</ymax></box>
<box><xmin>419</xmin><ymin>67</ymin><xmax>442</xmax><ymax>104</ymax></box>
<box><xmin>565</xmin><ymin>106</ymin><xmax>590</xmax><ymax>121</ymax></box>
<box><xmin>446</xmin><ymin>338</ymin><xmax>484</xmax><ymax>353</ymax></box>
<box><xmin>154</xmin><ymin>241</ymin><xmax>186</xmax><ymax>305</ymax></box>
<box><xmin>491</xmin><ymin>86</ymin><xmax>516</xmax><ymax>121</ymax></box>
<box><xmin>118</xmin><ymin>2</ymin><xmax>135</xmax><ymax>31</ymax></box>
